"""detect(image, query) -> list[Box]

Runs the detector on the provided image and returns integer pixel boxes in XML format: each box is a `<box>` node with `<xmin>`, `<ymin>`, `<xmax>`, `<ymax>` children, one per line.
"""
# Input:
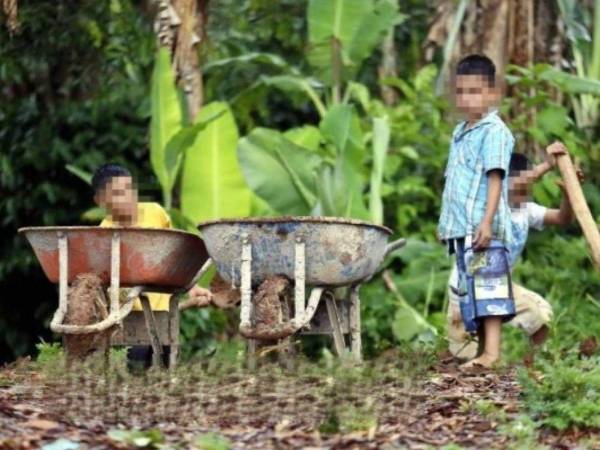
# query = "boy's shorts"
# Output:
<box><xmin>450</xmin><ymin>237</ymin><xmax>516</xmax><ymax>332</ymax></box>
<box><xmin>447</xmin><ymin>283</ymin><xmax>553</xmax><ymax>360</ymax></box>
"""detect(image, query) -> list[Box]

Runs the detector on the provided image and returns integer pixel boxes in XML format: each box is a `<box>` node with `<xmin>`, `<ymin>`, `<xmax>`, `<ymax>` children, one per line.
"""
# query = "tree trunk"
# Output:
<box><xmin>154</xmin><ymin>0</ymin><xmax>207</xmax><ymax>121</ymax></box>
<box><xmin>425</xmin><ymin>0</ymin><xmax>561</xmax><ymax>79</ymax></box>
<box><xmin>424</xmin><ymin>0</ymin><xmax>562</xmax><ymax>156</ymax></box>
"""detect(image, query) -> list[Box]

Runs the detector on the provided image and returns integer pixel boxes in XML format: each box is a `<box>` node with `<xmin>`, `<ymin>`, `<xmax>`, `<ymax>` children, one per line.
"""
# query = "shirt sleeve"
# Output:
<box><xmin>481</xmin><ymin>124</ymin><xmax>513</xmax><ymax>177</ymax></box>
<box><xmin>527</xmin><ymin>202</ymin><xmax>547</xmax><ymax>230</ymax></box>
<box><xmin>162</xmin><ymin>208</ymin><xmax>172</xmax><ymax>228</ymax></box>
<box><xmin>151</xmin><ymin>203</ymin><xmax>172</xmax><ymax>229</ymax></box>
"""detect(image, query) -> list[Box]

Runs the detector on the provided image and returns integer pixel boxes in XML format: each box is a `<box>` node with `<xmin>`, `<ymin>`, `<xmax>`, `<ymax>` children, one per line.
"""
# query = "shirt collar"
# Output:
<box><xmin>453</xmin><ymin>109</ymin><xmax>499</xmax><ymax>141</ymax></box>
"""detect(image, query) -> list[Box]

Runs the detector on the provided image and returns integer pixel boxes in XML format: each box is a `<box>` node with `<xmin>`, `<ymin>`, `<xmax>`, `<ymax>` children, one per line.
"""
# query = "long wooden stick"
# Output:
<box><xmin>552</xmin><ymin>149</ymin><xmax>600</xmax><ymax>270</ymax></box>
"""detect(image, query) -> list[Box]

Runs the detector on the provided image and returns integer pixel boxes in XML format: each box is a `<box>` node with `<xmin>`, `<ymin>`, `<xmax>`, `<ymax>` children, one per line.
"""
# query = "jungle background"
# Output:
<box><xmin>1</xmin><ymin>0</ymin><xmax>600</xmax><ymax>448</ymax></box>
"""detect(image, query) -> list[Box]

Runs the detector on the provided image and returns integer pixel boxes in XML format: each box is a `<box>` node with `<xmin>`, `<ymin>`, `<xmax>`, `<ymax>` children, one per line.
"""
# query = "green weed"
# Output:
<box><xmin>194</xmin><ymin>433</ymin><xmax>231</xmax><ymax>450</ymax></box>
<box><xmin>519</xmin><ymin>356</ymin><xmax>600</xmax><ymax>430</ymax></box>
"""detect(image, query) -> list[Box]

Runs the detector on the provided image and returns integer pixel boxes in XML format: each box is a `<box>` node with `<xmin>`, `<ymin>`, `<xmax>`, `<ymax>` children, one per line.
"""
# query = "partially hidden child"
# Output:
<box><xmin>92</xmin><ymin>164</ymin><xmax>212</xmax><ymax>366</ymax></box>
<box><xmin>447</xmin><ymin>142</ymin><xmax>582</xmax><ymax>362</ymax></box>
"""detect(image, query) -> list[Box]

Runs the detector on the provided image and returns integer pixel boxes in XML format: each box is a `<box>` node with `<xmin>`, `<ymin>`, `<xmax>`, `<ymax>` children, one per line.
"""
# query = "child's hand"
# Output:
<box><xmin>546</xmin><ymin>141</ymin><xmax>568</xmax><ymax>167</ymax></box>
<box><xmin>473</xmin><ymin>220</ymin><xmax>493</xmax><ymax>250</ymax></box>
<box><xmin>186</xmin><ymin>285</ymin><xmax>213</xmax><ymax>307</ymax></box>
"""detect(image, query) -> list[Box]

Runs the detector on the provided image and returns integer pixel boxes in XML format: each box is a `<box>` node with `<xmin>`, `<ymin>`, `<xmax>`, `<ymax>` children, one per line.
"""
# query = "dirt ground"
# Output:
<box><xmin>0</xmin><ymin>351</ymin><xmax>597</xmax><ymax>450</ymax></box>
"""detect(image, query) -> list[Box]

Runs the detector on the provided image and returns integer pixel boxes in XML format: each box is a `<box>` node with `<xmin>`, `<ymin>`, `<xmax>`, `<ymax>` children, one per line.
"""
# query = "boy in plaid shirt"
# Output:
<box><xmin>438</xmin><ymin>55</ymin><xmax>514</xmax><ymax>368</ymax></box>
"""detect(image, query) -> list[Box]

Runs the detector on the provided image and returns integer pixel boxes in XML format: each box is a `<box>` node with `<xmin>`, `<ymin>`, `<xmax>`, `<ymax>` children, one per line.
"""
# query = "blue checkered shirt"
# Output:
<box><xmin>438</xmin><ymin>110</ymin><xmax>514</xmax><ymax>245</ymax></box>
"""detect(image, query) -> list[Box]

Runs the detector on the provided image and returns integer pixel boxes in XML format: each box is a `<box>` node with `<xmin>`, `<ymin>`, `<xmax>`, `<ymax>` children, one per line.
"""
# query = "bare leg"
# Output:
<box><xmin>462</xmin><ymin>317</ymin><xmax>502</xmax><ymax>368</ymax></box>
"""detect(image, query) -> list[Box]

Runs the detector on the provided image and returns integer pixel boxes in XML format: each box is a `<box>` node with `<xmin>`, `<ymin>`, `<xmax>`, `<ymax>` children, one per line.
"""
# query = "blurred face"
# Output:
<box><xmin>509</xmin><ymin>169</ymin><xmax>535</xmax><ymax>206</ymax></box>
<box><xmin>96</xmin><ymin>176</ymin><xmax>137</xmax><ymax>218</ymax></box>
<box><xmin>454</xmin><ymin>75</ymin><xmax>498</xmax><ymax>118</ymax></box>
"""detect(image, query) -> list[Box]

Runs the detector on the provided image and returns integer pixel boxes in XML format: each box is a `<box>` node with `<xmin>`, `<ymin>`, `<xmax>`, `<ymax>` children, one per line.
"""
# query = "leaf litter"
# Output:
<box><xmin>0</xmin><ymin>348</ymin><xmax>598</xmax><ymax>449</ymax></box>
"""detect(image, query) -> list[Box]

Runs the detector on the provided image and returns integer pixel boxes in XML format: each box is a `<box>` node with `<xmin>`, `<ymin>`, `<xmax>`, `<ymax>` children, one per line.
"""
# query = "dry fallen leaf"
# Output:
<box><xmin>23</xmin><ymin>419</ymin><xmax>61</xmax><ymax>430</ymax></box>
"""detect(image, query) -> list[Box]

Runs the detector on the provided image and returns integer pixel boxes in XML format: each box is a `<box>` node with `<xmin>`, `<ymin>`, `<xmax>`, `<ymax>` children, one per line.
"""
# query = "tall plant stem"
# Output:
<box><xmin>331</xmin><ymin>37</ymin><xmax>342</xmax><ymax>104</ymax></box>
<box><xmin>436</xmin><ymin>0</ymin><xmax>469</xmax><ymax>95</ymax></box>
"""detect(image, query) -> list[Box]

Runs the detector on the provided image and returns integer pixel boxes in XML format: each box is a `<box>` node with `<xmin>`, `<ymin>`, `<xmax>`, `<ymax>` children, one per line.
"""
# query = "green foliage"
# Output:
<box><xmin>150</xmin><ymin>47</ymin><xmax>184</xmax><ymax>207</ymax></box>
<box><xmin>149</xmin><ymin>53</ymin><xmax>242</xmax><ymax>214</ymax></box>
<box><xmin>319</xmin><ymin>403</ymin><xmax>377</xmax><ymax>434</ymax></box>
<box><xmin>35</xmin><ymin>341</ymin><xmax>64</xmax><ymax>372</ymax></box>
<box><xmin>194</xmin><ymin>433</ymin><xmax>231</xmax><ymax>450</ymax></box>
<box><xmin>180</xmin><ymin>101</ymin><xmax>251</xmax><ymax>222</ymax></box>
<box><xmin>179</xmin><ymin>308</ymin><xmax>233</xmax><ymax>361</ymax></box>
<box><xmin>0</xmin><ymin>0</ymin><xmax>155</xmax><ymax>362</ymax></box>
<box><xmin>369</xmin><ymin>117</ymin><xmax>391</xmax><ymax>225</ymax></box>
<box><xmin>498</xmin><ymin>414</ymin><xmax>546</xmax><ymax>450</ymax></box>
<box><xmin>307</xmin><ymin>0</ymin><xmax>404</xmax><ymax>84</ymax></box>
<box><xmin>520</xmin><ymin>356</ymin><xmax>600</xmax><ymax>430</ymax></box>
<box><xmin>231</xmin><ymin>0</ymin><xmax>402</xmax><ymax>221</ymax></box>
<box><xmin>238</xmin><ymin>128</ymin><xmax>321</xmax><ymax>215</ymax></box>
<box><xmin>556</xmin><ymin>0</ymin><xmax>600</xmax><ymax>132</ymax></box>
<box><xmin>377</xmin><ymin>64</ymin><xmax>452</xmax><ymax>239</ymax></box>
<box><xmin>360</xmin><ymin>239</ymin><xmax>448</xmax><ymax>353</ymax></box>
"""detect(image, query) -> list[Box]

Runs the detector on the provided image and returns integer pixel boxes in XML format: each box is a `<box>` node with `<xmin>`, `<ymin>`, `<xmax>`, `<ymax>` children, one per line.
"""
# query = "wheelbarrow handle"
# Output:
<box><xmin>181</xmin><ymin>257</ymin><xmax>214</xmax><ymax>293</ymax></box>
<box><xmin>384</xmin><ymin>238</ymin><xmax>407</xmax><ymax>258</ymax></box>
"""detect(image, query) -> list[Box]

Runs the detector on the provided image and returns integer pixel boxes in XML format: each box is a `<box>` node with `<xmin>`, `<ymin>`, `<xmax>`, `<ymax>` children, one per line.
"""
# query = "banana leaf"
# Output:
<box><xmin>180</xmin><ymin>102</ymin><xmax>251</xmax><ymax>222</ymax></box>
<box><xmin>369</xmin><ymin>117</ymin><xmax>390</xmax><ymax>225</ymax></box>
<box><xmin>150</xmin><ymin>48</ymin><xmax>183</xmax><ymax>207</ymax></box>
<box><xmin>318</xmin><ymin>104</ymin><xmax>369</xmax><ymax>218</ymax></box>
<box><xmin>307</xmin><ymin>0</ymin><xmax>402</xmax><ymax>83</ymax></box>
<box><xmin>238</xmin><ymin>128</ymin><xmax>322</xmax><ymax>215</ymax></box>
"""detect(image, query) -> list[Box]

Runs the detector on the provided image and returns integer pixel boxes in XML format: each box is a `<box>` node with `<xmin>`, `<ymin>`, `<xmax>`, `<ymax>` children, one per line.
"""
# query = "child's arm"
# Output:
<box><xmin>538</xmin><ymin>142</ymin><xmax>569</xmax><ymax>178</ymax></box>
<box><xmin>543</xmin><ymin>169</ymin><xmax>584</xmax><ymax>226</ymax></box>
<box><xmin>473</xmin><ymin>169</ymin><xmax>503</xmax><ymax>249</ymax></box>
<box><xmin>532</xmin><ymin>141</ymin><xmax>569</xmax><ymax>180</ymax></box>
<box><xmin>515</xmin><ymin>143</ymin><xmax>568</xmax><ymax>192</ymax></box>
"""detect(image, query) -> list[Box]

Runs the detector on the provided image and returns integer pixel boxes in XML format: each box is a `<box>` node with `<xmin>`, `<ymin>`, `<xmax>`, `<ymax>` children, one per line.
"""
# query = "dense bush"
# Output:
<box><xmin>0</xmin><ymin>0</ymin><xmax>155</xmax><ymax>362</ymax></box>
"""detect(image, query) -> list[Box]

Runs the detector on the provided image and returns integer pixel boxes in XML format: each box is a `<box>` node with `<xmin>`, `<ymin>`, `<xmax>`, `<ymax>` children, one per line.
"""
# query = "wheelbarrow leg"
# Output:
<box><xmin>109</xmin><ymin>232</ymin><xmax>121</xmax><ymax>317</ymax></box>
<box><xmin>325</xmin><ymin>292</ymin><xmax>347</xmax><ymax>357</ymax></box>
<box><xmin>294</xmin><ymin>237</ymin><xmax>305</xmax><ymax>326</ymax></box>
<box><xmin>240</xmin><ymin>234</ymin><xmax>257</xmax><ymax>369</ymax></box>
<box><xmin>168</xmin><ymin>294</ymin><xmax>181</xmax><ymax>369</ymax></box>
<box><xmin>57</xmin><ymin>232</ymin><xmax>69</xmax><ymax>328</ymax></box>
<box><xmin>278</xmin><ymin>292</ymin><xmax>295</xmax><ymax>370</ymax></box>
<box><xmin>349</xmin><ymin>285</ymin><xmax>362</xmax><ymax>363</ymax></box>
<box><xmin>140</xmin><ymin>294</ymin><xmax>164</xmax><ymax>369</ymax></box>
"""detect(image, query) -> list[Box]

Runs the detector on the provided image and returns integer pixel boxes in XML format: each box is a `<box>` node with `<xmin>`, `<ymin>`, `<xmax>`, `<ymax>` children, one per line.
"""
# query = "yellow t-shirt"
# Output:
<box><xmin>100</xmin><ymin>202</ymin><xmax>172</xmax><ymax>311</ymax></box>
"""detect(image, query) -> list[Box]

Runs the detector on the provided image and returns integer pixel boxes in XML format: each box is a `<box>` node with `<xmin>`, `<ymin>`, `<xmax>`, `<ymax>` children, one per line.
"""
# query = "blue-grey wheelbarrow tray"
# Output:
<box><xmin>199</xmin><ymin>216</ymin><xmax>400</xmax><ymax>287</ymax></box>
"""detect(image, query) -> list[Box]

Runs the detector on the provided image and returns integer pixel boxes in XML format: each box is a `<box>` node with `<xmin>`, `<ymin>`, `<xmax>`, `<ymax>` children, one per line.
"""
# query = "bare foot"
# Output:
<box><xmin>530</xmin><ymin>325</ymin><xmax>549</xmax><ymax>346</ymax></box>
<box><xmin>461</xmin><ymin>352</ymin><xmax>500</xmax><ymax>369</ymax></box>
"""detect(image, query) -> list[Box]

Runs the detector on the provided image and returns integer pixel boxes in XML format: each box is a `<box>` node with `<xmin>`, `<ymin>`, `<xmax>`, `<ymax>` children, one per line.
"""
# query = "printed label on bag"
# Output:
<box><xmin>473</xmin><ymin>275</ymin><xmax>509</xmax><ymax>300</ymax></box>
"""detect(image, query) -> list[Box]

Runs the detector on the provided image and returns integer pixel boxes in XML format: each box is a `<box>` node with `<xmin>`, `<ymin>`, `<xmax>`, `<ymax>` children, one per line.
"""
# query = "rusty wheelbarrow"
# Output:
<box><xmin>19</xmin><ymin>226</ymin><xmax>211</xmax><ymax>368</ymax></box>
<box><xmin>199</xmin><ymin>216</ymin><xmax>406</xmax><ymax>362</ymax></box>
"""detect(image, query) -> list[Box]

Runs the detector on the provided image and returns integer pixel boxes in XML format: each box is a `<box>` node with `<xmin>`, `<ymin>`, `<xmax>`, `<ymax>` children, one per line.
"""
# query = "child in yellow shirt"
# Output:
<box><xmin>92</xmin><ymin>164</ymin><xmax>211</xmax><ymax>366</ymax></box>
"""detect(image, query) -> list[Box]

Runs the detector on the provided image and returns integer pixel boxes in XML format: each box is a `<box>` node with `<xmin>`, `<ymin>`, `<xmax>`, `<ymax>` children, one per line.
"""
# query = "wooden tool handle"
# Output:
<box><xmin>551</xmin><ymin>147</ymin><xmax>600</xmax><ymax>270</ymax></box>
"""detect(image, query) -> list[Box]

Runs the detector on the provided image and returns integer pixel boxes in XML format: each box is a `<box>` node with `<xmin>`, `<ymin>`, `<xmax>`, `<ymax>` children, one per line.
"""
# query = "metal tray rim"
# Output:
<box><xmin>198</xmin><ymin>216</ymin><xmax>392</xmax><ymax>235</ymax></box>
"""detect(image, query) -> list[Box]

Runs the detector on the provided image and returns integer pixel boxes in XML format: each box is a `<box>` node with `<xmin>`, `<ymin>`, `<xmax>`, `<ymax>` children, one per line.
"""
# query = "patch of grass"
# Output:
<box><xmin>498</xmin><ymin>414</ymin><xmax>547</xmax><ymax>450</ymax></box>
<box><xmin>194</xmin><ymin>432</ymin><xmax>231</xmax><ymax>450</ymax></box>
<box><xmin>35</xmin><ymin>341</ymin><xmax>65</xmax><ymax>376</ymax></box>
<box><xmin>519</xmin><ymin>355</ymin><xmax>600</xmax><ymax>431</ymax></box>
<box><xmin>0</xmin><ymin>373</ymin><xmax>13</xmax><ymax>388</ymax></box>
<box><xmin>319</xmin><ymin>402</ymin><xmax>377</xmax><ymax>434</ymax></box>
<box><xmin>471</xmin><ymin>399</ymin><xmax>507</xmax><ymax>422</ymax></box>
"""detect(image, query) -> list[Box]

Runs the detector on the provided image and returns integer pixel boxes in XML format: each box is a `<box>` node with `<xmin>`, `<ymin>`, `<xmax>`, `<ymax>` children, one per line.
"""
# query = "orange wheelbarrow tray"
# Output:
<box><xmin>18</xmin><ymin>226</ymin><xmax>211</xmax><ymax>336</ymax></box>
